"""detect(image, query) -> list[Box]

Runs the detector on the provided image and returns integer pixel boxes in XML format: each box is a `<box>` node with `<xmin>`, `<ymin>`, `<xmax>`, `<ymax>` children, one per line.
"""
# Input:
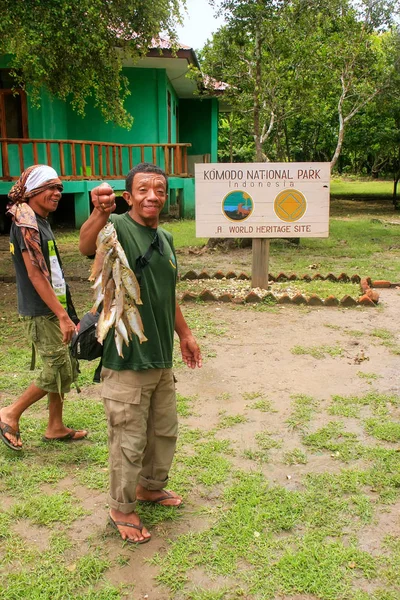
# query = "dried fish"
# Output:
<box><xmin>90</xmin><ymin>287</ymin><xmax>104</xmax><ymax>314</ymax></box>
<box><xmin>89</xmin><ymin>222</ymin><xmax>147</xmax><ymax>353</ymax></box>
<box><xmin>116</xmin><ymin>318</ymin><xmax>130</xmax><ymax>346</ymax></box>
<box><xmin>97</xmin><ymin>304</ymin><xmax>116</xmax><ymax>344</ymax></box>
<box><xmin>124</xmin><ymin>304</ymin><xmax>147</xmax><ymax>344</ymax></box>
<box><xmin>121</xmin><ymin>265</ymin><xmax>142</xmax><ymax>305</ymax></box>
<box><xmin>103</xmin><ymin>278</ymin><xmax>116</xmax><ymax>319</ymax></box>
<box><xmin>101</xmin><ymin>247</ymin><xmax>115</xmax><ymax>287</ymax></box>
<box><xmin>112</xmin><ymin>257</ymin><xmax>122</xmax><ymax>291</ymax></box>
<box><xmin>114</xmin><ymin>328</ymin><xmax>124</xmax><ymax>358</ymax></box>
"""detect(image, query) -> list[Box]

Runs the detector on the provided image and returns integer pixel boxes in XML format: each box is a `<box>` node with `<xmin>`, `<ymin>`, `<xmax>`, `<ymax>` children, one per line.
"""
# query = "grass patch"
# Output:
<box><xmin>173</xmin><ymin>431</ymin><xmax>233</xmax><ymax>491</ymax></box>
<box><xmin>286</xmin><ymin>394</ymin><xmax>319</xmax><ymax>431</ymax></box>
<box><xmin>244</xmin><ymin>431</ymin><xmax>282</xmax><ymax>462</ymax></box>
<box><xmin>328</xmin><ymin>392</ymin><xmax>400</xmax><ymax>419</ymax></box>
<box><xmin>247</xmin><ymin>397</ymin><xmax>276</xmax><ymax>412</ymax></box>
<box><xmin>217</xmin><ymin>412</ymin><xmax>248</xmax><ymax>429</ymax></box>
<box><xmin>10</xmin><ymin>491</ymin><xmax>87</xmax><ymax>525</ymax></box>
<box><xmin>357</xmin><ymin>371</ymin><xmax>380</xmax><ymax>381</ymax></box>
<box><xmin>177</xmin><ymin>393</ymin><xmax>197</xmax><ymax>417</ymax></box>
<box><xmin>364</xmin><ymin>418</ymin><xmax>400</xmax><ymax>443</ymax></box>
<box><xmin>330</xmin><ymin>178</ymin><xmax>393</xmax><ymax>197</ymax></box>
<box><xmin>369</xmin><ymin>328</ymin><xmax>400</xmax><ymax>355</ymax></box>
<box><xmin>303</xmin><ymin>421</ymin><xmax>364</xmax><ymax>462</ymax></box>
<box><xmin>371</xmin><ymin>328</ymin><xmax>396</xmax><ymax>342</ymax></box>
<box><xmin>291</xmin><ymin>344</ymin><xmax>343</xmax><ymax>359</ymax></box>
<box><xmin>0</xmin><ymin>538</ymin><xmax>120</xmax><ymax>600</ymax></box>
<box><xmin>345</xmin><ymin>329</ymin><xmax>365</xmax><ymax>338</ymax></box>
<box><xmin>216</xmin><ymin>392</ymin><xmax>231</xmax><ymax>401</ymax></box>
<box><xmin>161</xmin><ymin>220</ymin><xmax>208</xmax><ymax>249</ymax></box>
<box><xmin>283</xmin><ymin>448</ymin><xmax>308</xmax><ymax>465</ymax></box>
<box><xmin>173</xmin><ymin>305</ymin><xmax>226</xmax><ymax>368</ymax></box>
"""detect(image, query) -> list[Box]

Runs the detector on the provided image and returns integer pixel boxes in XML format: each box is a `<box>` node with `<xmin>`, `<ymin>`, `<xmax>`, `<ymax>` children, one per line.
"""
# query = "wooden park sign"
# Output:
<box><xmin>195</xmin><ymin>162</ymin><xmax>331</xmax><ymax>289</ymax></box>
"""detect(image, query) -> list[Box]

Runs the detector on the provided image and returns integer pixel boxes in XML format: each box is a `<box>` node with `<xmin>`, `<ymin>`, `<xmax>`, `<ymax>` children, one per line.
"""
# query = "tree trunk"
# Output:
<box><xmin>253</xmin><ymin>27</ymin><xmax>264</xmax><ymax>162</ymax></box>
<box><xmin>229</xmin><ymin>113</ymin><xmax>233</xmax><ymax>163</ymax></box>
<box><xmin>393</xmin><ymin>175</ymin><xmax>399</xmax><ymax>209</ymax></box>
<box><xmin>331</xmin><ymin>83</ymin><xmax>345</xmax><ymax>170</ymax></box>
<box><xmin>284</xmin><ymin>122</ymin><xmax>291</xmax><ymax>161</ymax></box>
<box><xmin>393</xmin><ymin>146</ymin><xmax>400</xmax><ymax>209</ymax></box>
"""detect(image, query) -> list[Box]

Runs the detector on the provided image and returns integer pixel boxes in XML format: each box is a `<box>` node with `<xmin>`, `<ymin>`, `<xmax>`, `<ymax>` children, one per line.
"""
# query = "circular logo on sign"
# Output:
<box><xmin>222</xmin><ymin>191</ymin><xmax>254</xmax><ymax>222</ymax></box>
<box><xmin>274</xmin><ymin>189</ymin><xmax>307</xmax><ymax>222</ymax></box>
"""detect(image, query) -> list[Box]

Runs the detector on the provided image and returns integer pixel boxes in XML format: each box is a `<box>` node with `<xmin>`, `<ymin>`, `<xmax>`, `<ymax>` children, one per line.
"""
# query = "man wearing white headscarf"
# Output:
<box><xmin>0</xmin><ymin>165</ymin><xmax>87</xmax><ymax>451</ymax></box>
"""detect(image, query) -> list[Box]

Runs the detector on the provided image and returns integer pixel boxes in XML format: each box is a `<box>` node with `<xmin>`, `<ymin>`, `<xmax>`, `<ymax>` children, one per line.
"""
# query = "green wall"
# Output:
<box><xmin>179</xmin><ymin>97</ymin><xmax>218</xmax><ymax>161</ymax></box>
<box><xmin>27</xmin><ymin>89</ymin><xmax>68</xmax><ymax>139</ymax></box>
<box><xmin>66</xmin><ymin>68</ymin><xmax>168</xmax><ymax>145</ymax></box>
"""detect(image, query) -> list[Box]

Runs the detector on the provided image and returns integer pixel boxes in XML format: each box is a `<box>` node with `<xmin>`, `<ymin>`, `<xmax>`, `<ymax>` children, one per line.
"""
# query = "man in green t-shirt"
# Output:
<box><xmin>79</xmin><ymin>163</ymin><xmax>202</xmax><ymax>544</ymax></box>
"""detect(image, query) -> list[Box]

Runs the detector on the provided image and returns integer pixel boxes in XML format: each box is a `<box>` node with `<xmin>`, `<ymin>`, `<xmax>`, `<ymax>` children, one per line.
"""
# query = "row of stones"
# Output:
<box><xmin>180</xmin><ymin>289</ymin><xmax>377</xmax><ymax>307</ymax></box>
<box><xmin>0</xmin><ymin>273</ymin><xmax>389</xmax><ymax>307</ymax></box>
<box><xmin>180</xmin><ymin>270</ymin><xmax>394</xmax><ymax>287</ymax></box>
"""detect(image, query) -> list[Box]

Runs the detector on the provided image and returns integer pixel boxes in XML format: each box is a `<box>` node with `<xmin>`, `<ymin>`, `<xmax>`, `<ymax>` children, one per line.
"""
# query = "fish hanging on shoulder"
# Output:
<box><xmin>89</xmin><ymin>222</ymin><xmax>147</xmax><ymax>357</ymax></box>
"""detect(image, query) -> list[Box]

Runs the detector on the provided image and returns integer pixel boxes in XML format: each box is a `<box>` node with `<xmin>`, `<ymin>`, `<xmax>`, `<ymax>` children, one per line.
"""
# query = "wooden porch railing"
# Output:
<box><xmin>0</xmin><ymin>138</ymin><xmax>191</xmax><ymax>181</ymax></box>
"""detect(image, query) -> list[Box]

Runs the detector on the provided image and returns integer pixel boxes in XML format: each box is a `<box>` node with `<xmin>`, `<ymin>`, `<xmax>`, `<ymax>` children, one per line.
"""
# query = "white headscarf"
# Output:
<box><xmin>25</xmin><ymin>166</ymin><xmax>60</xmax><ymax>193</ymax></box>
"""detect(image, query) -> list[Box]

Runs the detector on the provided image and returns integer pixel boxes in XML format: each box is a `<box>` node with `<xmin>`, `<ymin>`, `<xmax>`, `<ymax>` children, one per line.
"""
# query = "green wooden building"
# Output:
<box><xmin>0</xmin><ymin>40</ymin><xmax>221</xmax><ymax>229</ymax></box>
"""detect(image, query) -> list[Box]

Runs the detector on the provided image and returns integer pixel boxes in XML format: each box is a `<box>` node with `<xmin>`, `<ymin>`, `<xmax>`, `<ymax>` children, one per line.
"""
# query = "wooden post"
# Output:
<box><xmin>251</xmin><ymin>238</ymin><xmax>270</xmax><ymax>289</ymax></box>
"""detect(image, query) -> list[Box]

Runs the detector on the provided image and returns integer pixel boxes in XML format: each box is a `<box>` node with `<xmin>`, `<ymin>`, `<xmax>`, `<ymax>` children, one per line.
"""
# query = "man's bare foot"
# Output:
<box><xmin>109</xmin><ymin>508</ymin><xmax>151</xmax><ymax>544</ymax></box>
<box><xmin>0</xmin><ymin>408</ymin><xmax>22</xmax><ymax>449</ymax></box>
<box><xmin>42</xmin><ymin>427</ymin><xmax>88</xmax><ymax>441</ymax></box>
<box><xmin>136</xmin><ymin>484</ymin><xmax>183</xmax><ymax>507</ymax></box>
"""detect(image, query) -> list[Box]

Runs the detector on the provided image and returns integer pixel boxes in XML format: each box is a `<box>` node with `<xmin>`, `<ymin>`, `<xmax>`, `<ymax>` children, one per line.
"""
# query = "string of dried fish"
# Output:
<box><xmin>89</xmin><ymin>222</ymin><xmax>147</xmax><ymax>357</ymax></box>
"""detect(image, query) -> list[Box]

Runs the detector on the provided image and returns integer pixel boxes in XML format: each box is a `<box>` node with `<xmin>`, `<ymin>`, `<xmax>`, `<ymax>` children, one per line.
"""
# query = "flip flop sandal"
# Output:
<box><xmin>108</xmin><ymin>515</ymin><xmax>151</xmax><ymax>544</ymax></box>
<box><xmin>0</xmin><ymin>420</ymin><xmax>22</xmax><ymax>451</ymax></box>
<box><xmin>42</xmin><ymin>429</ymin><xmax>88</xmax><ymax>442</ymax></box>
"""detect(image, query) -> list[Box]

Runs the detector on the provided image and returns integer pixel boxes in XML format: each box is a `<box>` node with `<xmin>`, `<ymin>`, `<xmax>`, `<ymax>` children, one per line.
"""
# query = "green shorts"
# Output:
<box><xmin>22</xmin><ymin>314</ymin><xmax>78</xmax><ymax>394</ymax></box>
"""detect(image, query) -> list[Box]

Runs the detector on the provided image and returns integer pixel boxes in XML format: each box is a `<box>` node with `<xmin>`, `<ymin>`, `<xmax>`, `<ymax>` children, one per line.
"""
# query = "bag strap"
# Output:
<box><xmin>93</xmin><ymin>358</ymin><xmax>102</xmax><ymax>383</ymax></box>
<box><xmin>134</xmin><ymin>230</ymin><xmax>164</xmax><ymax>282</ymax></box>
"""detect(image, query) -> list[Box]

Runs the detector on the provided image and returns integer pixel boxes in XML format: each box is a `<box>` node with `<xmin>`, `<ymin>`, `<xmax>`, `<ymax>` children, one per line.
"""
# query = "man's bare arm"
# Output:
<box><xmin>79</xmin><ymin>183</ymin><xmax>116</xmax><ymax>256</ymax></box>
<box><xmin>175</xmin><ymin>301</ymin><xmax>202</xmax><ymax>369</ymax></box>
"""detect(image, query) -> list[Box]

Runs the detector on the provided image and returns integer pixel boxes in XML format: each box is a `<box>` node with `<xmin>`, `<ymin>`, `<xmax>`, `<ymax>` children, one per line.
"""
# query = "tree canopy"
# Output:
<box><xmin>200</xmin><ymin>0</ymin><xmax>400</xmax><ymax>175</ymax></box>
<box><xmin>0</xmin><ymin>0</ymin><xmax>184</xmax><ymax>128</ymax></box>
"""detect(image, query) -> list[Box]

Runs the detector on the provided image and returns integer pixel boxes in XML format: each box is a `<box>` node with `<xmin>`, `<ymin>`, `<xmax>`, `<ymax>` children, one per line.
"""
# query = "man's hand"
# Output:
<box><xmin>91</xmin><ymin>183</ymin><xmax>116</xmax><ymax>215</ymax></box>
<box><xmin>59</xmin><ymin>313</ymin><xmax>77</xmax><ymax>344</ymax></box>
<box><xmin>179</xmin><ymin>334</ymin><xmax>202</xmax><ymax>369</ymax></box>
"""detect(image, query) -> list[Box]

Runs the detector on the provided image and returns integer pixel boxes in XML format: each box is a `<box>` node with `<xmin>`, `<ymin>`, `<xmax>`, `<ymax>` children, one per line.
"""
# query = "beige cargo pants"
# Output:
<box><xmin>101</xmin><ymin>367</ymin><xmax>178</xmax><ymax>514</ymax></box>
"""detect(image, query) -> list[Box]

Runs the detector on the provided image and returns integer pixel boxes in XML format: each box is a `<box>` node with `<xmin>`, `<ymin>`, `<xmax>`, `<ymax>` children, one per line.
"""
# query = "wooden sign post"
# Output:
<box><xmin>195</xmin><ymin>162</ymin><xmax>330</xmax><ymax>290</ymax></box>
<box><xmin>252</xmin><ymin>239</ymin><xmax>270</xmax><ymax>289</ymax></box>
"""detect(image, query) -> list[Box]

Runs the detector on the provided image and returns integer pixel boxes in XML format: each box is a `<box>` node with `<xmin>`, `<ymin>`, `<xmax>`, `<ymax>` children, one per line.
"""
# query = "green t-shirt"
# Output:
<box><xmin>102</xmin><ymin>213</ymin><xmax>178</xmax><ymax>371</ymax></box>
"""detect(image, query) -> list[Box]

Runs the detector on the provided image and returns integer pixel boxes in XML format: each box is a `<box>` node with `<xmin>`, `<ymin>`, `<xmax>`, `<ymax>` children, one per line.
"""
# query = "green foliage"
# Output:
<box><xmin>0</xmin><ymin>0</ymin><xmax>183</xmax><ymax>128</ymax></box>
<box><xmin>199</xmin><ymin>0</ymin><xmax>400</xmax><ymax>171</ymax></box>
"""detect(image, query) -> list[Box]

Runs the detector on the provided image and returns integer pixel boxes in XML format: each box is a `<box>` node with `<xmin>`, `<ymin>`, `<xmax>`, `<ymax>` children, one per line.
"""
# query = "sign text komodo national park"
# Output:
<box><xmin>195</xmin><ymin>162</ymin><xmax>331</xmax><ymax>238</ymax></box>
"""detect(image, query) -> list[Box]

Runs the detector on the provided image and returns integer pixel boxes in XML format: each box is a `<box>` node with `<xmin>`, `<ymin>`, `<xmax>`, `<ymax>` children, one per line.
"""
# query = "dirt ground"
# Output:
<box><xmin>61</xmin><ymin>288</ymin><xmax>400</xmax><ymax>596</ymax></box>
<box><xmin>90</xmin><ymin>287</ymin><xmax>398</xmax><ymax>598</ymax></box>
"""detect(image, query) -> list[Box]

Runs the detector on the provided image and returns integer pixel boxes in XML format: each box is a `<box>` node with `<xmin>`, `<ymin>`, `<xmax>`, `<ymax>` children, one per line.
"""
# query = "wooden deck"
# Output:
<box><xmin>0</xmin><ymin>138</ymin><xmax>191</xmax><ymax>180</ymax></box>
